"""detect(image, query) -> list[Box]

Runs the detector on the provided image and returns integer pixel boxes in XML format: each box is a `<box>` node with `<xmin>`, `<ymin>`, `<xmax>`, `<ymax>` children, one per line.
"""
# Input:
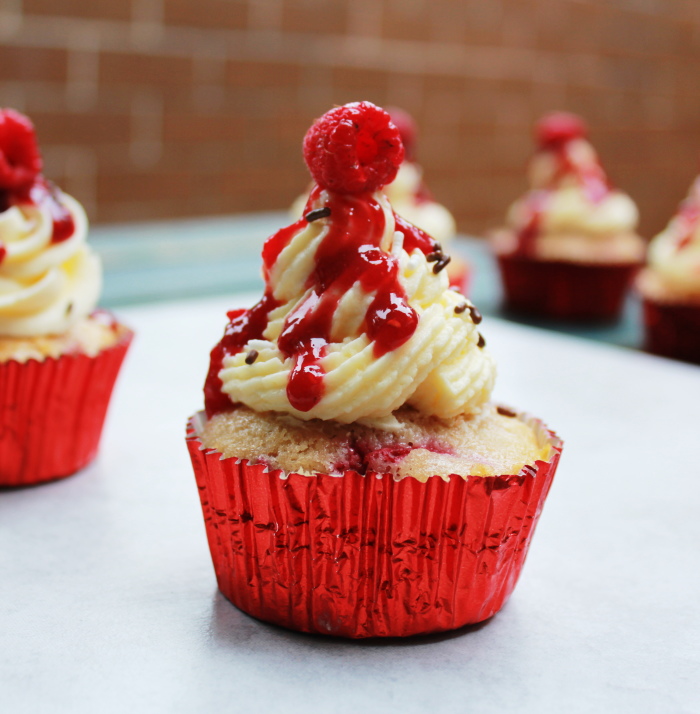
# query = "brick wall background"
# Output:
<box><xmin>1</xmin><ymin>0</ymin><xmax>700</xmax><ymax>237</ymax></box>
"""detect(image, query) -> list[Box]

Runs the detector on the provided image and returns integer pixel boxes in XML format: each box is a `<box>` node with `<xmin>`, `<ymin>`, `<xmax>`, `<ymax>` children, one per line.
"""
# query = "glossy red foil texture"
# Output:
<box><xmin>0</xmin><ymin>329</ymin><xmax>133</xmax><ymax>487</ymax></box>
<box><xmin>186</xmin><ymin>413</ymin><xmax>562</xmax><ymax>638</ymax></box>
<box><xmin>642</xmin><ymin>297</ymin><xmax>700</xmax><ymax>365</ymax></box>
<box><xmin>497</xmin><ymin>254</ymin><xmax>639</xmax><ymax>322</ymax></box>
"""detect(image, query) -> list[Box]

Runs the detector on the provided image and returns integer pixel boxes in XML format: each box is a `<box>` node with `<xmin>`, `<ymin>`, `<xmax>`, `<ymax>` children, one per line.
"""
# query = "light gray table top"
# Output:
<box><xmin>2</xmin><ymin>294</ymin><xmax>698</xmax><ymax>714</ymax></box>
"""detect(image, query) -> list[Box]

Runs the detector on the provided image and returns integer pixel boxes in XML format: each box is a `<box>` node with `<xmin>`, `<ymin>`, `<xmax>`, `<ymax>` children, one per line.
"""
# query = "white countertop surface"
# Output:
<box><xmin>2</xmin><ymin>294</ymin><xmax>699</xmax><ymax>714</ymax></box>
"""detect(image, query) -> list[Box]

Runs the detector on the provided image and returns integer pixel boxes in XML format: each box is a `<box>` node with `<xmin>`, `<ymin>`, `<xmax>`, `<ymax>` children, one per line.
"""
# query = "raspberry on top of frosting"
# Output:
<box><xmin>534</xmin><ymin>112</ymin><xmax>587</xmax><ymax>151</ymax></box>
<box><xmin>206</xmin><ymin>102</ymin><xmax>494</xmax><ymax>427</ymax></box>
<box><xmin>0</xmin><ymin>108</ymin><xmax>101</xmax><ymax>337</ymax></box>
<box><xmin>0</xmin><ymin>109</ymin><xmax>42</xmax><ymax>192</ymax></box>
<box><xmin>303</xmin><ymin>101</ymin><xmax>404</xmax><ymax>194</ymax></box>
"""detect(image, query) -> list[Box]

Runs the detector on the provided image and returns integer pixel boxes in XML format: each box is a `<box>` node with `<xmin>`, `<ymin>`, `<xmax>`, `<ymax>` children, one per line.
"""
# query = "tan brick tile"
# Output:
<box><xmin>225</xmin><ymin>60</ymin><xmax>301</xmax><ymax>88</ymax></box>
<box><xmin>281</xmin><ymin>0</ymin><xmax>347</xmax><ymax>35</ymax></box>
<box><xmin>0</xmin><ymin>46</ymin><xmax>68</xmax><ymax>83</ymax></box>
<box><xmin>100</xmin><ymin>51</ymin><xmax>194</xmax><ymax>86</ymax></box>
<box><xmin>23</xmin><ymin>0</ymin><xmax>131</xmax><ymax>21</ymax></box>
<box><xmin>31</xmin><ymin>110</ymin><xmax>131</xmax><ymax>145</ymax></box>
<box><xmin>163</xmin><ymin>0</ymin><xmax>247</xmax><ymax>30</ymax></box>
<box><xmin>380</xmin><ymin>0</ymin><xmax>430</xmax><ymax>42</ymax></box>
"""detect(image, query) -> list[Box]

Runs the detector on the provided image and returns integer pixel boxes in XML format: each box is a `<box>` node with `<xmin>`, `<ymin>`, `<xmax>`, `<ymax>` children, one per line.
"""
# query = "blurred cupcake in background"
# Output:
<box><xmin>637</xmin><ymin>173</ymin><xmax>700</xmax><ymax>364</ymax></box>
<box><xmin>383</xmin><ymin>107</ymin><xmax>467</xmax><ymax>292</ymax></box>
<box><xmin>292</xmin><ymin>106</ymin><xmax>468</xmax><ymax>292</ymax></box>
<box><xmin>491</xmin><ymin>112</ymin><xmax>644</xmax><ymax>322</ymax></box>
<box><xmin>0</xmin><ymin>109</ymin><xmax>132</xmax><ymax>487</ymax></box>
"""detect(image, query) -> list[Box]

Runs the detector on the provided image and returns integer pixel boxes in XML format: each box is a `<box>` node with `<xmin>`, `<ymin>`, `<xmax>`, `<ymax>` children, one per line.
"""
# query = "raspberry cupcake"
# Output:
<box><xmin>0</xmin><ymin>109</ymin><xmax>132</xmax><ymax>487</ymax></box>
<box><xmin>292</xmin><ymin>106</ymin><xmax>467</xmax><ymax>292</ymax></box>
<box><xmin>637</xmin><ymin>174</ymin><xmax>700</xmax><ymax>364</ymax></box>
<box><xmin>187</xmin><ymin>102</ymin><xmax>562</xmax><ymax>638</ymax></box>
<box><xmin>491</xmin><ymin>112</ymin><xmax>644</xmax><ymax>321</ymax></box>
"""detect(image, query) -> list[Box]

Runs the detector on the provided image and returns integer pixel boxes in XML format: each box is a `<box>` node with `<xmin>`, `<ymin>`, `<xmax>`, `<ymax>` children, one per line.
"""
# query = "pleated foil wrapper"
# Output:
<box><xmin>497</xmin><ymin>254</ymin><xmax>639</xmax><ymax>322</ymax></box>
<box><xmin>0</xmin><ymin>328</ymin><xmax>133</xmax><ymax>487</ymax></box>
<box><xmin>186</xmin><ymin>411</ymin><xmax>563</xmax><ymax>638</ymax></box>
<box><xmin>642</xmin><ymin>296</ymin><xmax>700</xmax><ymax>365</ymax></box>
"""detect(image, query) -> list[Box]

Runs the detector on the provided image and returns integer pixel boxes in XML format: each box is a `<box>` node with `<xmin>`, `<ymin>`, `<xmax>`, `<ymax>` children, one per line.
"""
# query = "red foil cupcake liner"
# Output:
<box><xmin>642</xmin><ymin>297</ymin><xmax>700</xmax><ymax>365</ymax></box>
<box><xmin>497</xmin><ymin>254</ymin><xmax>639</xmax><ymax>322</ymax></box>
<box><xmin>186</xmin><ymin>412</ymin><xmax>562</xmax><ymax>638</ymax></box>
<box><xmin>0</xmin><ymin>329</ymin><xmax>133</xmax><ymax>487</ymax></box>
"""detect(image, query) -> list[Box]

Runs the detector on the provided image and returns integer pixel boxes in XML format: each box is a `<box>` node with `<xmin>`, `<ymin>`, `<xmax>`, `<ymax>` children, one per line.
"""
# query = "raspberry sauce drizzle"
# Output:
<box><xmin>262</xmin><ymin>215</ymin><xmax>307</xmax><ymax>281</ymax></box>
<box><xmin>277</xmin><ymin>190</ymin><xmax>418</xmax><ymax>411</ymax></box>
<box><xmin>206</xmin><ymin>188</ymin><xmax>427</xmax><ymax>415</ymax></box>
<box><xmin>676</xmin><ymin>199</ymin><xmax>700</xmax><ymax>252</ymax></box>
<box><xmin>204</xmin><ymin>294</ymin><xmax>280</xmax><ymax>417</ymax></box>
<box><xmin>9</xmin><ymin>180</ymin><xmax>76</xmax><ymax>243</ymax></box>
<box><xmin>30</xmin><ymin>182</ymin><xmax>75</xmax><ymax>243</ymax></box>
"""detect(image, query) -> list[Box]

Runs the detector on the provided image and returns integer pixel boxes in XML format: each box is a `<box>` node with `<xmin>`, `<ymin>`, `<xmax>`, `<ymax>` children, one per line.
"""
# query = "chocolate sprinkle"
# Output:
<box><xmin>454</xmin><ymin>302</ymin><xmax>468</xmax><ymax>314</ymax></box>
<box><xmin>433</xmin><ymin>255</ymin><xmax>451</xmax><ymax>274</ymax></box>
<box><xmin>65</xmin><ymin>302</ymin><xmax>73</xmax><ymax>315</ymax></box>
<box><xmin>426</xmin><ymin>251</ymin><xmax>441</xmax><ymax>262</ymax></box>
<box><xmin>477</xmin><ymin>333</ymin><xmax>486</xmax><ymax>348</ymax></box>
<box><xmin>468</xmin><ymin>305</ymin><xmax>482</xmax><ymax>324</ymax></box>
<box><xmin>305</xmin><ymin>206</ymin><xmax>331</xmax><ymax>222</ymax></box>
<box><xmin>497</xmin><ymin>406</ymin><xmax>517</xmax><ymax>418</ymax></box>
<box><xmin>245</xmin><ymin>350</ymin><xmax>259</xmax><ymax>365</ymax></box>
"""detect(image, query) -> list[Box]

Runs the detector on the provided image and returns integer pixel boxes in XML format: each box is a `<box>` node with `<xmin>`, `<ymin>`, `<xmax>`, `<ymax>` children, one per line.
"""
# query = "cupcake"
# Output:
<box><xmin>292</xmin><ymin>106</ymin><xmax>467</xmax><ymax>292</ymax></box>
<box><xmin>0</xmin><ymin>109</ymin><xmax>132</xmax><ymax>487</ymax></box>
<box><xmin>637</xmin><ymin>174</ymin><xmax>700</xmax><ymax>364</ymax></box>
<box><xmin>187</xmin><ymin>102</ymin><xmax>562</xmax><ymax>638</ymax></box>
<box><xmin>492</xmin><ymin>112</ymin><xmax>644</xmax><ymax>322</ymax></box>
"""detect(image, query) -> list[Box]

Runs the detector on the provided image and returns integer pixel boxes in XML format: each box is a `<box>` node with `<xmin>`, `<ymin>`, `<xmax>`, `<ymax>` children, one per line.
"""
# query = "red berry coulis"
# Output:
<box><xmin>205</xmin><ymin>186</ymin><xmax>439</xmax><ymax>416</ymax></box>
<box><xmin>676</xmin><ymin>198</ymin><xmax>700</xmax><ymax>252</ymax></box>
<box><xmin>27</xmin><ymin>181</ymin><xmax>76</xmax><ymax>243</ymax></box>
<box><xmin>204</xmin><ymin>102</ymin><xmax>447</xmax><ymax>417</ymax></box>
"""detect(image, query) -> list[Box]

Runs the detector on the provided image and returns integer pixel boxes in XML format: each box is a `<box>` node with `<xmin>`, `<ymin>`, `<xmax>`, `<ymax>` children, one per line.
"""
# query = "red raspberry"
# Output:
<box><xmin>387</xmin><ymin>106</ymin><xmax>417</xmax><ymax>162</ymax></box>
<box><xmin>535</xmin><ymin>112</ymin><xmax>587</xmax><ymax>150</ymax></box>
<box><xmin>303</xmin><ymin>102</ymin><xmax>404</xmax><ymax>194</ymax></box>
<box><xmin>0</xmin><ymin>109</ymin><xmax>42</xmax><ymax>192</ymax></box>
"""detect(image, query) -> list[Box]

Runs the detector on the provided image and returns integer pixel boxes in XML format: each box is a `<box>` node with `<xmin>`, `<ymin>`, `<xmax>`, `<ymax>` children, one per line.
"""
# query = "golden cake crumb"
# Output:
<box><xmin>200</xmin><ymin>403</ymin><xmax>550</xmax><ymax>481</ymax></box>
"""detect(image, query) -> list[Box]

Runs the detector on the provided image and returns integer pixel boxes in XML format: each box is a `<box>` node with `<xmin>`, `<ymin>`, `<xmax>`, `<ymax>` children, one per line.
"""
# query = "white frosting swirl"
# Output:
<box><xmin>220</xmin><ymin>191</ymin><xmax>494</xmax><ymax>427</ymax></box>
<box><xmin>0</xmin><ymin>193</ymin><xmax>102</xmax><ymax>337</ymax></box>
<box><xmin>507</xmin><ymin>186</ymin><xmax>639</xmax><ymax>239</ymax></box>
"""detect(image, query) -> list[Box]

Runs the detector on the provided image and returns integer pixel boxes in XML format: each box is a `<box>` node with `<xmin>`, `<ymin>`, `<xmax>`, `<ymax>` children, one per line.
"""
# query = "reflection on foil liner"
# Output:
<box><xmin>0</xmin><ymin>328</ymin><xmax>133</xmax><ymax>487</ymax></box>
<box><xmin>187</xmin><ymin>411</ymin><xmax>562</xmax><ymax>639</ymax></box>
